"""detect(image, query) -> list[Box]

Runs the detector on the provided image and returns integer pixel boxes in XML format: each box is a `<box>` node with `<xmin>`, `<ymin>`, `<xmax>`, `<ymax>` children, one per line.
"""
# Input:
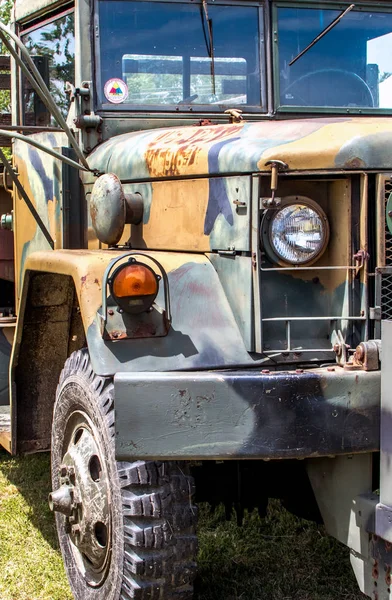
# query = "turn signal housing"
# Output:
<box><xmin>109</xmin><ymin>262</ymin><xmax>159</xmax><ymax>314</ymax></box>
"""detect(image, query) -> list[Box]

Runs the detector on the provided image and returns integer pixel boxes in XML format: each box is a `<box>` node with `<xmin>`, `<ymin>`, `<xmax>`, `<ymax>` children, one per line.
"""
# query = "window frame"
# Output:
<box><xmin>19</xmin><ymin>6</ymin><xmax>75</xmax><ymax>125</ymax></box>
<box><xmin>273</xmin><ymin>1</ymin><xmax>392</xmax><ymax>115</ymax></box>
<box><xmin>93</xmin><ymin>0</ymin><xmax>267</xmax><ymax>113</ymax></box>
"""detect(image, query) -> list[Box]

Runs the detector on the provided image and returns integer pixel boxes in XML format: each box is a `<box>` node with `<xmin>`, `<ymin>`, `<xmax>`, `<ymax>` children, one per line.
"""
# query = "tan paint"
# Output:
<box><xmin>129</xmin><ymin>179</ymin><xmax>210</xmax><ymax>251</ymax></box>
<box><xmin>23</xmin><ymin>249</ymin><xmax>209</xmax><ymax>330</ymax></box>
<box><xmin>259</xmin><ymin>118</ymin><xmax>392</xmax><ymax>171</ymax></box>
<box><xmin>13</xmin><ymin>158</ymin><xmax>42</xmax><ymax>300</ymax></box>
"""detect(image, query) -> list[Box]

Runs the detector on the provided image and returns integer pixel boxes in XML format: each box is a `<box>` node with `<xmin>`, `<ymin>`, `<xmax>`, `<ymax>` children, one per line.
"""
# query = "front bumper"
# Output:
<box><xmin>114</xmin><ymin>367</ymin><xmax>380</xmax><ymax>460</ymax></box>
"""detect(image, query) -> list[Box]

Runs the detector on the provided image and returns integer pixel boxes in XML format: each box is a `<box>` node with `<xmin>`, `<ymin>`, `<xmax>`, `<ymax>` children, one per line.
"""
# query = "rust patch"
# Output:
<box><xmin>344</xmin><ymin>157</ymin><xmax>366</xmax><ymax>169</ymax></box>
<box><xmin>145</xmin><ymin>124</ymin><xmax>244</xmax><ymax>178</ymax></box>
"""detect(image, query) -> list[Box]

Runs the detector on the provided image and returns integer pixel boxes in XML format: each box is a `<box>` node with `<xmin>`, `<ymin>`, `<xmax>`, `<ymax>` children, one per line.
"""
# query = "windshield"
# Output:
<box><xmin>97</xmin><ymin>0</ymin><xmax>263</xmax><ymax>109</ymax></box>
<box><xmin>277</xmin><ymin>6</ymin><xmax>392</xmax><ymax>110</ymax></box>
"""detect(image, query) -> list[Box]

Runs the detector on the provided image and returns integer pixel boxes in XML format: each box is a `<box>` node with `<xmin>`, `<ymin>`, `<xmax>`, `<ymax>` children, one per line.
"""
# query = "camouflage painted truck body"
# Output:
<box><xmin>12</xmin><ymin>118</ymin><xmax>387</xmax><ymax>459</ymax></box>
<box><xmin>4</xmin><ymin>0</ymin><xmax>392</xmax><ymax>597</ymax></box>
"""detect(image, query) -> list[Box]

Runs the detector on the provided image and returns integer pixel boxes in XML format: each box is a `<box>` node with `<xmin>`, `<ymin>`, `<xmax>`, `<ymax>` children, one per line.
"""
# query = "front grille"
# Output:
<box><xmin>381</xmin><ymin>273</ymin><xmax>392</xmax><ymax>320</ymax></box>
<box><xmin>385</xmin><ymin>179</ymin><xmax>392</xmax><ymax>265</ymax></box>
<box><xmin>379</xmin><ymin>178</ymin><xmax>392</xmax><ymax>321</ymax></box>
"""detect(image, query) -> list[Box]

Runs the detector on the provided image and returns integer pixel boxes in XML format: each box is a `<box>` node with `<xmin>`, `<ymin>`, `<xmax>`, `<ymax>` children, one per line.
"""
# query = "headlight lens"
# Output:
<box><xmin>268</xmin><ymin>202</ymin><xmax>329</xmax><ymax>265</ymax></box>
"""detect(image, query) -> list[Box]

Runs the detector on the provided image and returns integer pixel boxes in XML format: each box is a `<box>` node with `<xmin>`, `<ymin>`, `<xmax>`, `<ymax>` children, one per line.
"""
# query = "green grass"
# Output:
<box><xmin>0</xmin><ymin>449</ymin><xmax>366</xmax><ymax>600</ymax></box>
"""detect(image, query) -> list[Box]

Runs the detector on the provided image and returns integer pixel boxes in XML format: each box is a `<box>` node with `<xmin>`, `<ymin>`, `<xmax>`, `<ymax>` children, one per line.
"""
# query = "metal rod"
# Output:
<box><xmin>0</xmin><ymin>24</ymin><xmax>90</xmax><ymax>170</ymax></box>
<box><xmin>286</xmin><ymin>320</ymin><xmax>291</xmax><ymax>351</ymax></box>
<box><xmin>0</xmin><ymin>129</ymin><xmax>89</xmax><ymax>171</ymax></box>
<box><xmin>264</xmin><ymin>348</ymin><xmax>335</xmax><ymax>354</ymax></box>
<box><xmin>0</xmin><ymin>148</ymin><xmax>54</xmax><ymax>249</ymax></box>
<box><xmin>0</xmin><ymin>125</ymin><xmax>61</xmax><ymax>132</ymax></box>
<box><xmin>262</xmin><ymin>316</ymin><xmax>366</xmax><ymax>322</ymax></box>
<box><xmin>260</xmin><ymin>265</ymin><xmax>358</xmax><ymax>272</ymax></box>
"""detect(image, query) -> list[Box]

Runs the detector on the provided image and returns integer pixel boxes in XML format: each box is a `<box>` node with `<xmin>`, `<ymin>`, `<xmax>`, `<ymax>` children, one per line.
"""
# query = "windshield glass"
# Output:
<box><xmin>277</xmin><ymin>7</ymin><xmax>392</xmax><ymax>110</ymax></box>
<box><xmin>97</xmin><ymin>0</ymin><xmax>262</xmax><ymax>109</ymax></box>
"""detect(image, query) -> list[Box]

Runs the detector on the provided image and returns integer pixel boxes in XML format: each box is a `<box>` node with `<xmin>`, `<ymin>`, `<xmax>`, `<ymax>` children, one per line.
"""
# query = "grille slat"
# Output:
<box><xmin>385</xmin><ymin>179</ymin><xmax>392</xmax><ymax>265</ymax></box>
<box><xmin>381</xmin><ymin>179</ymin><xmax>392</xmax><ymax>319</ymax></box>
<box><xmin>382</xmin><ymin>274</ymin><xmax>392</xmax><ymax>320</ymax></box>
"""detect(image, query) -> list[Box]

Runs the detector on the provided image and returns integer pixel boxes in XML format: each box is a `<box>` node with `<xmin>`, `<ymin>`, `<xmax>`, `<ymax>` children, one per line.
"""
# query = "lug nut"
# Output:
<box><xmin>60</xmin><ymin>464</ymin><xmax>68</xmax><ymax>477</ymax></box>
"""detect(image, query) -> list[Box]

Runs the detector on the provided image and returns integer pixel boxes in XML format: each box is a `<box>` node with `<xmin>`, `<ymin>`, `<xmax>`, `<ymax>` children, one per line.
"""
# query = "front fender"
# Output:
<box><xmin>17</xmin><ymin>249</ymin><xmax>251</xmax><ymax>377</ymax></box>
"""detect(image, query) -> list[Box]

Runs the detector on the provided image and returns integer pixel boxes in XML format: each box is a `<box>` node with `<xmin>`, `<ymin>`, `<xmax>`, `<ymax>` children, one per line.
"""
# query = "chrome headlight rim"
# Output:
<box><xmin>261</xmin><ymin>195</ymin><xmax>330</xmax><ymax>267</ymax></box>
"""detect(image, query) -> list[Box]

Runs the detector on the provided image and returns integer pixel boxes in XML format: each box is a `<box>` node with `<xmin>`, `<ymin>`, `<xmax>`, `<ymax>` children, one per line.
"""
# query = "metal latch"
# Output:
<box><xmin>262</xmin><ymin>159</ymin><xmax>288</xmax><ymax>208</ymax></box>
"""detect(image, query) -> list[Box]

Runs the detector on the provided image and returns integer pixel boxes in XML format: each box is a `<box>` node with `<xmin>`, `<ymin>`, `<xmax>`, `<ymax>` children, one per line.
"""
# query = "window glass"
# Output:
<box><xmin>277</xmin><ymin>7</ymin><xmax>392</xmax><ymax>109</ymax></box>
<box><xmin>98</xmin><ymin>1</ymin><xmax>262</xmax><ymax>108</ymax></box>
<box><xmin>22</xmin><ymin>12</ymin><xmax>75</xmax><ymax>120</ymax></box>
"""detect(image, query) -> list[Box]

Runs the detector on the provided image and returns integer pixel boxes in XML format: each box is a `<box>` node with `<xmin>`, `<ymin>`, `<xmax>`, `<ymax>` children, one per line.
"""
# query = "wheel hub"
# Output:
<box><xmin>49</xmin><ymin>412</ymin><xmax>111</xmax><ymax>587</ymax></box>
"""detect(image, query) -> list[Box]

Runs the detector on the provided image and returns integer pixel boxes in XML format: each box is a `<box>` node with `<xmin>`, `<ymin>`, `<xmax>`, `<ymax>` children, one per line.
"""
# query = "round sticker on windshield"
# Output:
<box><xmin>104</xmin><ymin>78</ymin><xmax>129</xmax><ymax>104</ymax></box>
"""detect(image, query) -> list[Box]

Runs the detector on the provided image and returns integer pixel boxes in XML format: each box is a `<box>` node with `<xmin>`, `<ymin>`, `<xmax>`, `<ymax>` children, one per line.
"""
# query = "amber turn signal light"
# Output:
<box><xmin>109</xmin><ymin>262</ymin><xmax>159</xmax><ymax>314</ymax></box>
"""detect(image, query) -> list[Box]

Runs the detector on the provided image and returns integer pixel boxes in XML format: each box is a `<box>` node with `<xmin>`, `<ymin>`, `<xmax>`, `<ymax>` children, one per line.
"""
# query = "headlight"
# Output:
<box><xmin>262</xmin><ymin>196</ymin><xmax>329</xmax><ymax>265</ymax></box>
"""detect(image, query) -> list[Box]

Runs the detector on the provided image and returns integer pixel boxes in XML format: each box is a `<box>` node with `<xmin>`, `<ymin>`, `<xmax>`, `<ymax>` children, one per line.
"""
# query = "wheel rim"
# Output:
<box><xmin>50</xmin><ymin>410</ymin><xmax>112</xmax><ymax>587</ymax></box>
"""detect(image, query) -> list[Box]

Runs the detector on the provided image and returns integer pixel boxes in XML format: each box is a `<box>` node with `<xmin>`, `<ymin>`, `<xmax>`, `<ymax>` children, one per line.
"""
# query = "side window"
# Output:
<box><xmin>21</xmin><ymin>11</ymin><xmax>75</xmax><ymax>123</ymax></box>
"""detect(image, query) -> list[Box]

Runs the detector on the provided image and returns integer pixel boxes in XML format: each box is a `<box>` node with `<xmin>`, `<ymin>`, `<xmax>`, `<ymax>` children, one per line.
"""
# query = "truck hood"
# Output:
<box><xmin>88</xmin><ymin>117</ymin><xmax>392</xmax><ymax>179</ymax></box>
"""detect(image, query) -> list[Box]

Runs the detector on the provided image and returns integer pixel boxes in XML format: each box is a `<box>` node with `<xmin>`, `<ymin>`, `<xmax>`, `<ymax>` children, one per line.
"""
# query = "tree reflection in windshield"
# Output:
<box><xmin>98</xmin><ymin>0</ymin><xmax>262</xmax><ymax>108</ymax></box>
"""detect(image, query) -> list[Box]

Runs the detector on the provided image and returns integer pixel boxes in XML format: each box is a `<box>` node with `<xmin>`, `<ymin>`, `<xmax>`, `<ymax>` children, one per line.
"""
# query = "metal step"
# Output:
<box><xmin>0</xmin><ymin>405</ymin><xmax>11</xmax><ymax>452</ymax></box>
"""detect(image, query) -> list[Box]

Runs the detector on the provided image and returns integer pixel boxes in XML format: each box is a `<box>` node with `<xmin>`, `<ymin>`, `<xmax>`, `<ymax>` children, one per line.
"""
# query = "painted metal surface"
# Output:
<box><xmin>13</xmin><ymin>133</ymin><xmax>69</xmax><ymax>300</ymax></box>
<box><xmin>207</xmin><ymin>253</ymin><xmax>253</xmax><ymax>351</ymax></box>
<box><xmin>15</xmin><ymin>0</ymin><xmax>67</xmax><ymax>21</ymax></box>
<box><xmin>376</xmin><ymin>320</ymin><xmax>392</xmax><ymax>544</ymax></box>
<box><xmin>87</xmin><ymin>118</ymin><xmax>392</xmax><ymax>180</ymax></box>
<box><xmin>19</xmin><ymin>249</ymin><xmax>252</xmax><ymax>376</ymax></box>
<box><xmin>83</xmin><ymin>117</ymin><xmax>392</xmax><ymax>253</ymax></box>
<box><xmin>114</xmin><ymin>367</ymin><xmax>380</xmax><ymax>460</ymax></box>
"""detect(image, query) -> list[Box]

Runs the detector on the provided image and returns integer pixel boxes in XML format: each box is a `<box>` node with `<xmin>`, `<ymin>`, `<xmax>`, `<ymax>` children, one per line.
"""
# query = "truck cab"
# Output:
<box><xmin>1</xmin><ymin>0</ymin><xmax>392</xmax><ymax>598</ymax></box>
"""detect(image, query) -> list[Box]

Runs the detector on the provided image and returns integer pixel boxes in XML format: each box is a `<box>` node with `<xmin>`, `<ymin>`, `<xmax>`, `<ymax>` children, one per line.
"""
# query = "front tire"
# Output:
<box><xmin>50</xmin><ymin>349</ymin><xmax>197</xmax><ymax>600</ymax></box>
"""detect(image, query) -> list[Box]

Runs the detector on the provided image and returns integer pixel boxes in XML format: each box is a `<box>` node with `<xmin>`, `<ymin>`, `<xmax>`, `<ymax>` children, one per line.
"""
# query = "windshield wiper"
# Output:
<box><xmin>289</xmin><ymin>3</ymin><xmax>355</xmax><ymax>67</ymax></box>
<box><xmin>201</xmin><ymin>0</ymin><xmax>216</xmax><ymax>97</ymax></box>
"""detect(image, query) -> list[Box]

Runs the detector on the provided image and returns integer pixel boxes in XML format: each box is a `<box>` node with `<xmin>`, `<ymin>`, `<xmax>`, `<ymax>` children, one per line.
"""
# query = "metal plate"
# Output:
<box><xmin>114</xmin><ymin>367</ymin><xmax>380</xmax><ymax>460</ymax></box>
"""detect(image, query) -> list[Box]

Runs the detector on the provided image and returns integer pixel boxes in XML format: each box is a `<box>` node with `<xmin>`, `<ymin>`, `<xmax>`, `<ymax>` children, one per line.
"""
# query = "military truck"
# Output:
<box><xmin>2</xmin><ymin>0</ymin><xmax>392</xmax><ymax>597</ymax></box>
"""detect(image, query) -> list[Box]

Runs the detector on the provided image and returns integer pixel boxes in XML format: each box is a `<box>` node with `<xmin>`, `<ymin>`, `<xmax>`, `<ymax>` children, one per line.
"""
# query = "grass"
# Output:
<box><xmin>0</xmin><ymin>448</ymin><xmax>366</xmax><ymax>600</ymax></box>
